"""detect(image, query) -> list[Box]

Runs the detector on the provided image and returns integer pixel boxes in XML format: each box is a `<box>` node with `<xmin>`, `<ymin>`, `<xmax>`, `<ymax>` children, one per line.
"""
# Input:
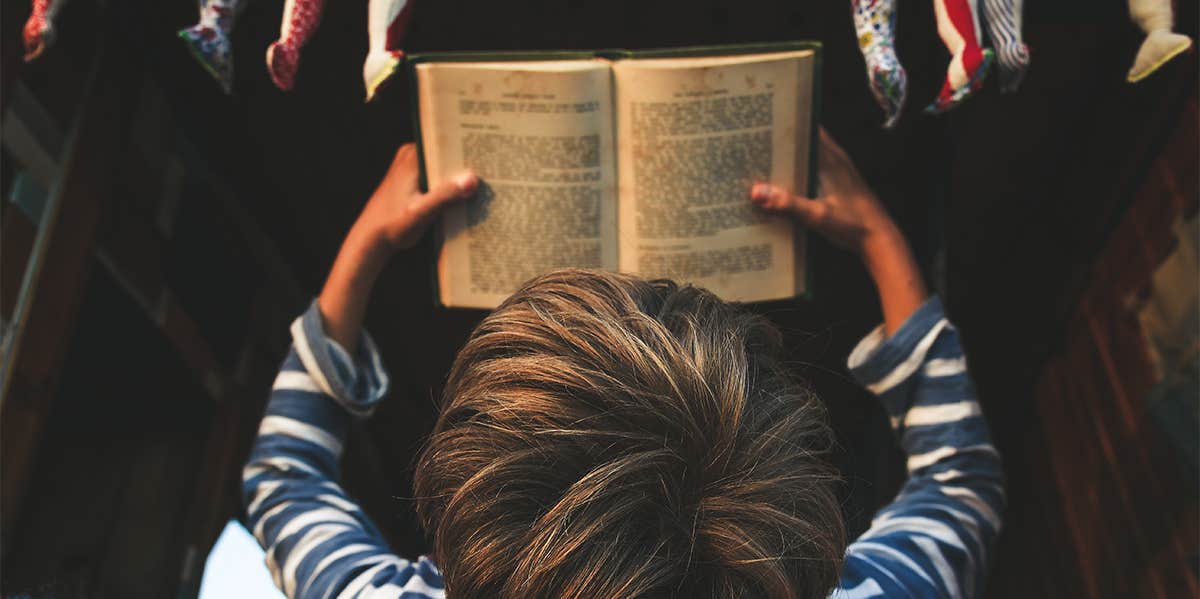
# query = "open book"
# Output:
<box><xmin>409</xmin><ymin>42</ymin><xmax>820</xmax><ymax>309</ymax></box>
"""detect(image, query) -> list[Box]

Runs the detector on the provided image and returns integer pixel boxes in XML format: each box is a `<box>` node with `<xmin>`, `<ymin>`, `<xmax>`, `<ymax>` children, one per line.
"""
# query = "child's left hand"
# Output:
<box><xmin>356</xmin><ymin>142</ymin><xmax>478</xmax><ymax>254</ymax></box>
<box><xmin>318</xmin><ymin>143</ymin><xmax>476</xmax><ymax>349</ymax></box>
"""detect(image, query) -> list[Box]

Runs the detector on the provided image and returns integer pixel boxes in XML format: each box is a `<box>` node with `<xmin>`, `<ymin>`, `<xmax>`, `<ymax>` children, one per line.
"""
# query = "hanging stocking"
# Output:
<box><xmin>1126</xmin><ymin>0</ymin><xmax>1192</xmax><ymax>83</ymax></box>
<box><xmin>266</xmin><ymin>0</ymin><xmax>327</xmax><ymax>90</ymax></box>
<box><xmin>363</xmin><ymin>0</ymin><xmax>414</xmax><ymax>101</ymax></box>
<box><xmin>925</xmin><ymin>0</ymin><xmax>993</xmax><ymax>114</ymax></box>
<box><xmin>982</xmin><ymin>0</ymin><xmax>1029</xmax><ymax>92</ymax></box>
<box><xmin>853</xmin><ymin>0</ymin><xmax>907</xmax><ymax>128</ymax></box>
<box><xmin>23</xmin><ymin>0</ymin><xmax>67</xmax><ymax>61</ymax></box>
<box><xmin>178</xmin><ymin>0</ymin><xmax>243</xmax><ymax>94</ymax></box>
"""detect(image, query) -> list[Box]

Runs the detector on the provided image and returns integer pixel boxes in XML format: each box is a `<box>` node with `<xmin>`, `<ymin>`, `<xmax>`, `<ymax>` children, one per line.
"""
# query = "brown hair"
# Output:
<box><xmin>414</xmin><ymin>269</ymin><xmax>844</xmax><ymax>598</ymax></box>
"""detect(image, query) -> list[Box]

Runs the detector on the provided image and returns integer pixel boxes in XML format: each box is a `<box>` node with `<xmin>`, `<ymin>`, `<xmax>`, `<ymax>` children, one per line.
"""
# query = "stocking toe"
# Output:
<box><xmin>1128</xmin><ymin>31</ymin><xmax>1192</xmax><ymax>83</ymax></box>
<box><xmin>363</xmin><ymin>50</ymin><xmax>404</xmax><ymax>101</ymax></box>
<box><xmin>22</xmin><ymin>22</ymin><xmax>53</xmax><ymax>61</ymax></box>
<box><xmin>178</xmin><ymin>25</ymin><xmax>234</xmax><ymax>93</ymax></box>
<box><xmin>868</xmin><ymin>63</ymin><xmax>907</xmax><ymax>128</ymax></box>
<box><xmin>925</xmin><ymin>49</ymin><xmax>993</xmax><ymax>114</ymax></box>
<box><xmin>996</xmin><ymin>42</ymin><xmax>1030</xmax><ymax>93</ymax></box>
<box><xmin>267</xmin><ymin>41</ymin><xmax>301</xmax><ymax>90</ymax></box>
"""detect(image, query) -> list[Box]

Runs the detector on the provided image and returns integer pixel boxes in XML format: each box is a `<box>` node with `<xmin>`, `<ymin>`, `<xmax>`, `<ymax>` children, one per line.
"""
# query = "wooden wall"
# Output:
<box><xmin>1030</xmin><ymin>97</ymin><xmax>1198</xmax><ymax>598</ymax></box>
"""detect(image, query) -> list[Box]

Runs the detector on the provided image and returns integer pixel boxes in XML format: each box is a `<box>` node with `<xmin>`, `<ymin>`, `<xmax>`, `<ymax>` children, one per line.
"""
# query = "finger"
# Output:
<box><xmin>390</xmin><ymin>143</ymin><xmax>417</xmax><ymax>174</ymax></box>
<box><xmin>816</xmin><ymin>131</ymin><xmax>837</xmax><ymax>172</ymax></box>
<box><xmin>388</xmin><ymin>143</ymin><xmax>422</xmax><ymax>192</ymax></box>
<box><xmin>817</xmin><ymin>127</ymin><xmax>852</xmax><ymax>170</ymax></box>
<box><xmin>818</xmin><ymin>127</ymin><xmax>846</xmax><ymax>155</ymax></box>
<box><xmin>396</xmin><ymin>142</ymin><xmax>418</xmax><ymax>163</ymax></box>
<box><xmin>816</xmin><ymin>169</ymin><xmax>835</xmax><ymax>199</ymax></box>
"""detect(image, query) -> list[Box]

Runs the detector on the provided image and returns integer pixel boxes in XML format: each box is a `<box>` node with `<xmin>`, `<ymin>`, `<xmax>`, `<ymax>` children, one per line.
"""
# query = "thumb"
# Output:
<box><xmin>402</xmin><ymin>172</ymin><xmax>479</xmax><ymax>239</ymax></box>
<box><xmin>422</xmin><ymin>171</ymin><xmax>479</xmax><ymax>209</ymax></box>
<box><xmin>750</xmin><ymin>183</ymin><xmax>823</xmax><ymax>225</ymax></box>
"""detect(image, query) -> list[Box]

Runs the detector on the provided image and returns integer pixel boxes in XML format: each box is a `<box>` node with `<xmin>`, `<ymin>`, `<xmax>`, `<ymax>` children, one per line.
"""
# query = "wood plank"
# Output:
<box><xmin>0</xmin><ymin>39</ymin><xmax>126</xmax><ymax>553</ymax></box>
<box><xmin>1031</xmin><ymin>79</ymin><xmax>1200</xmax><ymax>597</ymax></box>
<box><xmin>1032</xmin><ymin>360</ymin><xmax>1099</xmax><ymax>598</ymax></box>
<box><xmin>0</xmin><ymin>207</ymin><xmax>36</xmax><ymax>322</ymax></box>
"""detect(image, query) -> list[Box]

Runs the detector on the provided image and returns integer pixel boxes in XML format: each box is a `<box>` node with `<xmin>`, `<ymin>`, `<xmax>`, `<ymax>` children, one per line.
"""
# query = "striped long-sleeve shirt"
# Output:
<box><xmin>243</xmin><ymin>297</ymin><xmax>1004</xmax><ymax>598</ymax></box>
<box><xmin>834</xmin><ymin>297</ymin><xmax>1005</xmax><ymax>598</ymax></box>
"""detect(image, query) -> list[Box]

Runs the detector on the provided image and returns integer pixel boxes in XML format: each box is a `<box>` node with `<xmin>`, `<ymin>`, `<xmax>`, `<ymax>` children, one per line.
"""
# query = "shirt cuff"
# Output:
<box><xmin>846</xmin><ymin>296</ymin><xmax>950</xmax><ymax>395</ymax></box>
<box><xmin>288</xmin><ymin>299</ymin><xmax>391</xmax><ymax>418</ymax></box>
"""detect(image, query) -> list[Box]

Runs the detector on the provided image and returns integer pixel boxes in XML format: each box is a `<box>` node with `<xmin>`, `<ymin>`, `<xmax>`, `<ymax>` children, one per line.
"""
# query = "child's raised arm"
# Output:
<box><xmin>751</xmin><ymin>128</ymin><xmax>927</xmax><ymax>335</ymax></box>
<box><xmin>752</xmin><ymin>132</ymin><xmax>1005</xmax><ymax>598</ymax></box>
<box><xmin>317</xmin><ymin>144</ymin><xmax>477</xmax><ymax>350</ymax></box>
<box><xmin>242</xmin><ymin>144</ymin><xmax>475</xmax><ymax>599</ymax></box>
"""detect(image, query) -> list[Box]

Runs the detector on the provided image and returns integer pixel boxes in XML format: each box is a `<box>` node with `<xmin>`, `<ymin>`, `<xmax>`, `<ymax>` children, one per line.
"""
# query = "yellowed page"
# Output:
<box><xmin>613</xmin><ymin>50</ymin><xmax>814</xmax><ymax>302</ymax></box>
<box><xmin>417</xmin><ymin>60</ymin><xmax>617</xmax><ymax>309</ymax></box>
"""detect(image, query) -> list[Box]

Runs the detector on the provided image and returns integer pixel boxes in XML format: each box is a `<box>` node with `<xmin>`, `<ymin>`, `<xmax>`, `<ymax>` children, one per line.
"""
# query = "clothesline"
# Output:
<box><xmin>20</xmin><ymin>0</ymin><xmax>1192</xmax><ymax>126</ymax></box>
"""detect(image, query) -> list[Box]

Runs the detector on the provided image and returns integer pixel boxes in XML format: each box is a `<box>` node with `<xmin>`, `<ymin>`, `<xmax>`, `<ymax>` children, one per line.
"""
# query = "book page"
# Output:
<box><xmin>417</xmin><ymin>60</ymin><xmax>617</xmax><ymax>309</ymax></box>
<box><xmin>612</xmin><ymin>50</ymin><xmax>814</xmax><ymax>302</ymax></box>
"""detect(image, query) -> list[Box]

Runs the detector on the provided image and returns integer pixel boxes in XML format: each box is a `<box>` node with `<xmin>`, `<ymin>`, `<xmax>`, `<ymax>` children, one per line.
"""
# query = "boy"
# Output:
<box><xmin>242</xmin><ymin>130</ymin><xmax>1004</xmax><ymax>598</ymax></box>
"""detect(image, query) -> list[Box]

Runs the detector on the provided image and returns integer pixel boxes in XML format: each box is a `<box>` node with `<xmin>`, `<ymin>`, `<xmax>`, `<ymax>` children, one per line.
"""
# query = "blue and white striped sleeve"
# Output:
<box><xmin>834</xmin><ymin>297</ymin><xmax>1006</xmax><ymax>599</ymax></box>
<box><xmin>242</xmin><ymin>300</ymin><xmax>446</xmax><ymax>599</ymax></box>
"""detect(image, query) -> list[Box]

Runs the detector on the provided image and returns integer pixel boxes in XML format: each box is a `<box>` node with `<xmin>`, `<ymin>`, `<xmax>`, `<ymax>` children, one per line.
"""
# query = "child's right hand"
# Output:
<box><xmin>750</xmin><ymin>128</ymin><xmax>899</xmax><ymax>256</ymax></box>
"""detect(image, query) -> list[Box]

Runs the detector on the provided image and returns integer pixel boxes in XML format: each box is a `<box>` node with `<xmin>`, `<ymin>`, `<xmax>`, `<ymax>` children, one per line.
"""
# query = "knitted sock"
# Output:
<box><xmin>363</xmin><ymin>0</ymin><xmax>414</xmax><ymax>101</ymax></box>
<box><xmin>926</xmin><ymin>0</ymin><xmax>992</xmax><ymax>114</ymax></box>
<box><xmin>266</xmin><ymin>0</ymin><xmax>327</xmax><ymax>91</ymax></box>
<box><xmin>23</xmin><ymin>0</ymin><xmax>67</xmax><ymax>61</ymax></box>
<box><xmin>1127</xmin><ymin>0</ymin><xmax>1192</xmax><ymax>83</ymax></box>
<box><xmin>178</xmin><ymin>0</ymin><xmax>243</xmax><ymax>94</ymax></box>
<box><xmin>982</xmin><ymin>0</ymin><xmax>1029</xmax><ymax>92</ymax></box>
<box><xmin>853</xmin><ymin>0</ymin><xmax>908</xmax><ymax>128</ymax></box>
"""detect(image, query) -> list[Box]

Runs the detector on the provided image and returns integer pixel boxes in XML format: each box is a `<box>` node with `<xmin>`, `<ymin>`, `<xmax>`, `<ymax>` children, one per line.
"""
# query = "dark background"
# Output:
<box><xmin>1</xmin><ymin>0</ymin><xmax>1196</xmax><ymax>596</ymax></box>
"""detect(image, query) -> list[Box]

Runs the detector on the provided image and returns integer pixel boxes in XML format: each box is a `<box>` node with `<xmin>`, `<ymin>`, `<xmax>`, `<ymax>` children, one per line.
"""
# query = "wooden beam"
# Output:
<box><xmin>0</xmin><ymin>39</ymin><xmax>126</xmax><ymax>552</ymax></box>
<box><xmin>1</xmin><ymin>82</ymin><xmax>65</xmax><ymax>192</ymax></box>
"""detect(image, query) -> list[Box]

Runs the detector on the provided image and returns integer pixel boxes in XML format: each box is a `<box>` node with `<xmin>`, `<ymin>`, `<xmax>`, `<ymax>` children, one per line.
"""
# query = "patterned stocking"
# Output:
<box><xmin>363</xmin><ymin>0</ymin><xmax>414</xmax><ymax>101</ymax></box>
<box><xmin>853</xmin><ymin>0</ymin><xmax>907</xmax><ymax>128</ymax></box>
<box><xmin>926</xmin><ymin>0</ymin><xmax>992</xmax><ymax>114</ymax></box>
<box><xmin>1126</xmin><ymin>0</ymin><xmax>1192</xmax><ymax>83</ymax></box>
<box><xmin>266</xmin><ymin>0</ymin><xmax>327</xmax><ymax>90</ymax></box>
<box><xmin>178</xmin><ymin>0</ymin><xmax>243</xmax><ymax>93</ymax></box>
<box><xmin>981</xmin><ymin>0</ymin><xmax>1029</xmax><ymax>92</ymax></box>
<box><xmin>23</xmin><ymin>0</ymin><xmax>67</xmax><ymax>61</ymax></box>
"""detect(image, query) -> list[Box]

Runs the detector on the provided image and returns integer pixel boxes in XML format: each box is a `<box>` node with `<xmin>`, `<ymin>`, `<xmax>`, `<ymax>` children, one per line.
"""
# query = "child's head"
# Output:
<box><xmin>415</xmin><ymin>269</ymin><xmax>844</xmax><ymax>598</ymax></box>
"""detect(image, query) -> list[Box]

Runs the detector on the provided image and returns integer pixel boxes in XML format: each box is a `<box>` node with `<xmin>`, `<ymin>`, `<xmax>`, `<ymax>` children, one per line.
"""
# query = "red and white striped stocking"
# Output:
<box><xmin>926</xmin><ymin>0</ymin><xmax>993</xmax><ymax>113</ymax></box>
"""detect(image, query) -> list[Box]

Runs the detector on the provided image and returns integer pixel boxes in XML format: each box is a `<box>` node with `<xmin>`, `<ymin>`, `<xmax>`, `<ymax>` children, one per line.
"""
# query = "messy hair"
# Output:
<box><xmin>414</xmin><ymin>269</ymin><xmax>844</xmax><ymax>598</ymax></box>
